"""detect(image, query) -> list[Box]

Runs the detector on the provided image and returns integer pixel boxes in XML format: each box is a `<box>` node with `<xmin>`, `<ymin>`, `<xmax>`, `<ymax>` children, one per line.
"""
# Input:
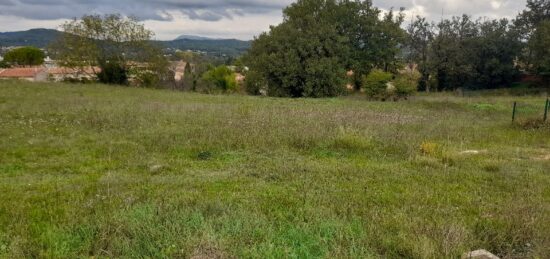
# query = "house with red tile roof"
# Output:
<box><xmin>0</xmin><ymin>67</ymin><xmax>48</xmax><ymax>82</ymax></box>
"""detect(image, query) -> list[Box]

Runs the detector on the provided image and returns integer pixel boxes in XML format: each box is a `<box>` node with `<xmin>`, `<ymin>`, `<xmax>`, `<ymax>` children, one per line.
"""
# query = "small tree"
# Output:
<box><xmin>4</xmin><ymin>47</ymin><xmax>45</xmax><ymax>67</ymax></box>
<box><xmin>52</xmin><ymin>14</ymin><xmax>168</xmax><ymax>86</ymax></box>
<box><xmin>202</xmin><ymin>66</ymin><xmax>237</xmax><ymax>92</ymax></box>
<box><xmin>362</xmin><ymin>69</ymin><xmax>393</xmax><ymax>100</ymax></box>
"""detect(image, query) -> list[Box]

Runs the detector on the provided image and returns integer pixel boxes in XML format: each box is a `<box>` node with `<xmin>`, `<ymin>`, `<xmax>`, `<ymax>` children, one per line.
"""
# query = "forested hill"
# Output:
<box><xmin>0</xmin><ymin>29</ymin><xmax>251</xmax><ymax>57</ymax></box>
<box><xmin>158</xmin><ymin>38</ymin><xmax>251</xmax><ymax>57</ymax></box>
<box><xmin>0</xmin><ymin>29</ymin><xmax>63</xmax><ymax>48</ymax></box>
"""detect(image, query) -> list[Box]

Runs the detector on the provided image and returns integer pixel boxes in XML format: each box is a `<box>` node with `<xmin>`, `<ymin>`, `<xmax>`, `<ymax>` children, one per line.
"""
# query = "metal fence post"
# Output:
<box><xmin>512</xmin><ymin>102</ymin><xmax>517</xmax><ymax>123</ymax></box>
<box><xmin>544</xmin><ymin>98</ymin><xmax>549</xmax><ymax>122</ymax></box>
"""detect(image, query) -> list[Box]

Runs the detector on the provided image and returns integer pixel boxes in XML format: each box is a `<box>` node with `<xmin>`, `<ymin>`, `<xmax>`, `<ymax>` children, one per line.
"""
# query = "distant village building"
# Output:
<box><xmin>47</xmin><ymin>67</ymin><xmax>100</xmax><ymax>82</ymax></box>
<box><xmin>171</xmin><ymin>61</ymin><xmax>188</xmax><ymax>82</ymax></box>
<box><xmin>0</xmin><ymin>67</ymin><xmax>48</xmax><ymax>82</ymax></box>
<box><xmin>43</xmin><ymin>56</ymin><xmax>56</xmax><ymax>68</ymax></box>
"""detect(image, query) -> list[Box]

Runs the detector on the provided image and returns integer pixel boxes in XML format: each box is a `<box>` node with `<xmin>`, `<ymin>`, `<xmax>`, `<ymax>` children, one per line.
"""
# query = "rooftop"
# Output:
<box><xmin>0</xmin><ymin>67</ymin><xmax>45</xmax><ymax>78</ymax></box>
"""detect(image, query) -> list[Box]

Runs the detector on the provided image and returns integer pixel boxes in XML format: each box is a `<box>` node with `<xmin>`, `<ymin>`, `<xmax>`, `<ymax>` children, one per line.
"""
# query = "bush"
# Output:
<box><xmin>362</xmin><ymin>69</ymin><xmax>393</xmax><ymax>100</ymax></box>
<box><xmin>202</xmin><ymin>66</ymin><xmax>237</xmax><ymax>92</ymax></box>
<box><xmin>0</xmin><ymin>60</ymin><xmax>10</xmax><ymax>68</ymax></box>
<box><xmin>97</xmin><ymin>62</ymin><xmax>128</xmax><ymax>85</ymax></box>
<box><xmin>394</xmin><ymin>69</ymin><xmax>421</xmax><ymax>98</ymax></box>
<box><xmin>134</xmin><ymin>71</ymin><xmax>160</xmax><ymax>88</ymax></box>
<box><xmin>420</xmin><ymin>141</ymin><xmax>439</xmax><ymax>156</ymax></box>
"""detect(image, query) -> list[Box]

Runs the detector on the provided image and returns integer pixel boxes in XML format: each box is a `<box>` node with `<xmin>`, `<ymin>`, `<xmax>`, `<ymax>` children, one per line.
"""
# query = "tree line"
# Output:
<box><xmin>243</xmin><ymin>0</ymin><xmax>550</xmax><ymax>98</ymax></box>
<box><xmin>2</xmin><ymin>1</ymin><xmax>548</xmax><ymax>98</ymax></box>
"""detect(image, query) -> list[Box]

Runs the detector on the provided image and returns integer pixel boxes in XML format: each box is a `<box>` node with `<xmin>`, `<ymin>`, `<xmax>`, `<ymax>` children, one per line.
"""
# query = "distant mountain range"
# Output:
<box><xmin>0</xmin><ymin>29</ymin><xmax>251</xmax><ymax>57</ymax></box>
<box><xmin>175</xmin><ymin>34</ymin><xmax>221</xmax><ymax>41</ymax></box>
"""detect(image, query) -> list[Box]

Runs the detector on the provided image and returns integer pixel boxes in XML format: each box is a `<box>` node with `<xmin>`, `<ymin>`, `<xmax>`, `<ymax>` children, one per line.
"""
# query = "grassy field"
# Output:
<box><xmin>0</xmin><ymin>80</ymin><xmax>549</xmax><ymax>258</ymax></box>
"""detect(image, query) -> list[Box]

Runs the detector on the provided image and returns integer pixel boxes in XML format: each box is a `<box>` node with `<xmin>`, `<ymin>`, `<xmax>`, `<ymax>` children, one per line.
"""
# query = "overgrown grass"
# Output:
<box><xmin>0</xmin><ymin>80</ymin><xmax>549</xmax><ymax>258</ymax></box>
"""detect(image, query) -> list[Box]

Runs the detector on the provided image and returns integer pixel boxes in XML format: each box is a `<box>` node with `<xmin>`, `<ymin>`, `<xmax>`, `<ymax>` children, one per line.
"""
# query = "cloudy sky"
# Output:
<box><xmin>0</xmin><ymin>0</ymin><xmax>528</xmax><ymax>40</ymax></box>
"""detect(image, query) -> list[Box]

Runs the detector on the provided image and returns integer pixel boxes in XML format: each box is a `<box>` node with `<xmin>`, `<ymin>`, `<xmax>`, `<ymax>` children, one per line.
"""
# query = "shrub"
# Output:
<box><xmin>202</xmin><ymin>66</ymin><xmax>237</xmax><ymax>92</ymax></box>
<box><xmin>362</xmin><ymin>69</ymin><xmax>393</xmax><ymax>100</ymax></box>
<box><xmin>0</xmin><ymin>60</ymin><xmax>10</xmax><ymax>68</ymax></box>
<box><xmin>134</xmin><ymin>71</ymin><xmax>160</xmax><ymax>88</ymax></box>
<box><xmin>420</xmin><ymin>141</ymin><xmax>439</xmax><ymax>156</ymax></box>
<box><xmin>97</xmin><ymin>62</ymin><xmax>128</xmax><ymax>85</ymax></box>
<box><xmin>394</xmin><ymin>69</ymin><xmax>421</xmax><ymax>98</ymax></box>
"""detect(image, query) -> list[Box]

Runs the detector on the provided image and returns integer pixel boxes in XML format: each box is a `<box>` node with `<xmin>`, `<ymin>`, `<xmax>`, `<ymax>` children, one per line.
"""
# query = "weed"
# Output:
<box><xmin>197</xmin><ymin>151</ymin><xmax>213</xmax><ymax>161</ymax></box>
<box><xmin>420</xmin><ymin>141</ymin><xmax>439</xmax><ymax>156</ymax></box>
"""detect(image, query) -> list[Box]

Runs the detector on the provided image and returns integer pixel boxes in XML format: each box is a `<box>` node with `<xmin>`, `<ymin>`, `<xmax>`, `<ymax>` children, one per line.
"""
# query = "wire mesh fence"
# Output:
<box><xmin>512</xmin><ymin>98</ymin><xmax>549</xmax><ymax>124</ymax></box>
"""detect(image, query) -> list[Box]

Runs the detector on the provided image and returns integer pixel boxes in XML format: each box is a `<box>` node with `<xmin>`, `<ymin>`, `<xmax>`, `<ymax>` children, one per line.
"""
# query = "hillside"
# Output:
<box><xmin>0</xmin><ymin>80</ymin><xmax>549</xmax><ymax>258</ymax></box>
<box><xmin>0</xmin><ymin>29</ymin><xmax>251</xmax><ymax>57</ymax></box>
<box><xmin>0</xmin><ymin>29</ymin><xmax>63</xmax><ymax>48</ymax></box>
<box><xmin>175</xmin><ymin>34</ymin><xmax>220</xmax><ymax>40</ymax></box>
<box><xmin>159</xmin><ymin>38</ymin><xmax>251</xmax><ymax>57</ymax></box>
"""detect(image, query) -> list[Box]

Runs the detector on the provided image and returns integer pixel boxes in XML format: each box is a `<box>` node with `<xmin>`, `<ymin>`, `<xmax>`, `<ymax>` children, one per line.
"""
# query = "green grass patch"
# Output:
<box><xmin>0</xmin><ymin>80</ymin><xmax>549</xmax><ymax>258</ymax></box>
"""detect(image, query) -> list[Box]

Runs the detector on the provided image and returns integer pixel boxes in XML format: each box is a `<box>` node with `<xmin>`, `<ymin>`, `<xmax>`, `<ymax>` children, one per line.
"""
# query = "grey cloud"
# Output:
<box><xmin>374</xmin><ymin>0</ymin><xmax>527</xmax><ymax>20</ymax></box>
<box><xmin>0</xmin><ymin>0</ymin><xmax>14</xmax><ymax>6</ymax></box>
<box><xmin>0</xmin><ymin>0</ymin><xmax>292</xmax><ymax>21</ymax></box>
<box><xmin>0</xmin><ymin>0</ymin><xmax>529</xmax><ymax>23</ymax></box>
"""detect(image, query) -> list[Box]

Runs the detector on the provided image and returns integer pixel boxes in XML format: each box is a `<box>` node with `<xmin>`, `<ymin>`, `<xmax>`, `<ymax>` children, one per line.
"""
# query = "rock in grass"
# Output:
<box><xmin>462</xmin><ymin>249</ymin><xmax>500</xmax><ymax>259</ymax></box>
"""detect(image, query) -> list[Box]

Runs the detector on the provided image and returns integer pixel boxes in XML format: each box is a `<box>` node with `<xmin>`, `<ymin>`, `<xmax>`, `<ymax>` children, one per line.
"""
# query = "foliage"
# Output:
<box><xmin>514</xmin><ymin>0</ymin><xmax>550</xmax><ymax>39</ymax></box>
<box><xmin>394</xmin><ymin>68</ymin><xmax>421</xmax><ymax>97</ymax></box>
<box><xmin>427</xmin><ymin>16</ymin><xmax>521</xmax><ymax>91</ymax></box>
<box><xmin>0</xmin><ymin>60</ymin><xmax>10</xmax><ymax>68</ymax></box>
<box><xmin>244</xmin><ymin>70</ymin><xmax>267</xmax><ymax>95</ymax></box>
<box><xmin>202</xmin><ymin>65</ymin><xmax>237</xmax><ymax>92</ymax></box>
<box><xmin>527</xmin><ymin>21</ymin><xmax>550</xmax><ymax>85</ymax></box>
<box><xmin>406</xmin><ymin>17</ymin><xmax>434</xmax><ymax>91</ymax></box>
<box><xmin>51</xmin><ymin>14</ymin><xmax>168</xmax><ymax>87</ymax></box>
<box><xmin>514</xmin><ymin>0</ymin><xmax>550</xmax><ymax>86</ymax></box>
<box><xmin>97</xmin><ymin>61</ymin><xmax>128</xmax><ymax>85</ymax></box>
<box><xmin>362</xmin><ymin>69</ymin><xmax>393</xmax><ymax>100</ymax></box>
<box><xmin>133</xmin><ymin>71</ymin><xmax>161</xmax><ymax>88</ymax></box>
<box><xmin>3</xmin><ymin>47</ymin><xmax>45</xmax><ymax>67</ymax></box>
<box><xmin>244</xmin><ymin>0</ymin><xmax>404</xmax><ymax>97</ymax></box>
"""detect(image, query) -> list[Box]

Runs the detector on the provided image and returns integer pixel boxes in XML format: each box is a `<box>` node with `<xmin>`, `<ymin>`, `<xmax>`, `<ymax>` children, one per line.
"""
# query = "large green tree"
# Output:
<box><xmin>3</xmin><ymin>47</ymin><xmax>45</xmax><ymax>67</ymax></box>
<box><xmin>244</xmin><ymin>0</ymin><xmax>404</xmax><ymax>97</ymax></box>
<box><xmin>528</xmin><ymin>21</ymin><xmax>550</xmax><ymax>85</ymax></box>
<box><xmin>515</xmin><ymin>0</ymin><xmax>550</xmax><ymax>38</ymax></box>
<box><xmin>427</xmin><ymin>16</ymin><xmax>521</xmax><ymax>90</ymax></box>
<box><xmin>406</xmin><ymin>17</ymin><xmax>434</xmax><ymax>91</ymax></box>
<box><xmin>470</xmin><ymin>19</ymin><xmax>522</xmax><ymax>88</ymax></box>
<box><xmin>429</xmin><ymin>15</ymin><xmax>478</xmax><ymax>91</ymax></box>
<box><xmin>51</xmin><ymin>14</ymin><xmax>168</xmax><ymax>86</ymax></box>
<box><xmin>515</xmin><ymin>0</ymin><xmax>550</xmax><ymax>85</ymax></box>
